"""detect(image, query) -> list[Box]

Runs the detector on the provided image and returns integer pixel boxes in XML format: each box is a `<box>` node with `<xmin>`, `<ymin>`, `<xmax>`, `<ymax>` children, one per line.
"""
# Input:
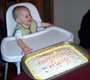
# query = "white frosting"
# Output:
<box><xmin>27</xmin><ymin>46</ymin><xmax>87</xmax><ymax>80</ymax></box>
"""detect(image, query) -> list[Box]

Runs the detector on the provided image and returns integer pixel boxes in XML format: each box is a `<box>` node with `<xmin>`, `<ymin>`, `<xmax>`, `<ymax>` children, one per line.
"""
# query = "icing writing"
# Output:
<box><xmin>37</xmin><ymin>49</ymin><xmax>73</xmax><ymax>68</ymax></box>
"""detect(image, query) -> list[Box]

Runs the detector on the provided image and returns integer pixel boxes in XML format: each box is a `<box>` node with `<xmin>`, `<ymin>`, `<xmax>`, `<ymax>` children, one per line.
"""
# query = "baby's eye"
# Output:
<box><xmin>26</xmin><ymin>16</ymin><xmax>28</xmax><ymax>18</ymax></box>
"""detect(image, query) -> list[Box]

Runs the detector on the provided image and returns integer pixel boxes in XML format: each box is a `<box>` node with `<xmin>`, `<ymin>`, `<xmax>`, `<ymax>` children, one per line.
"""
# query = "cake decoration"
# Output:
<box><xmin>25</xmin><ymin>45</ymin><xmax>88</xmax><ymax>80</ymax></box>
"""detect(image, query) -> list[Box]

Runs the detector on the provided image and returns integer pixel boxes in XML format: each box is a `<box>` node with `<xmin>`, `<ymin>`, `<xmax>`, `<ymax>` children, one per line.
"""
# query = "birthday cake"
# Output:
<box><xmin>25</xmin><ymin>45</ymin><xmax>88</xmax><ymax>80</ymax></box>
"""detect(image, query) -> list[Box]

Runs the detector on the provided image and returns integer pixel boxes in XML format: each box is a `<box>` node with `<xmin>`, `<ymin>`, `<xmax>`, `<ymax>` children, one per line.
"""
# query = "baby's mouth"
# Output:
<box><xmin>28</xmin><ymin>20</ymin><xmax>32</xmax><ymax>22</ymax></box>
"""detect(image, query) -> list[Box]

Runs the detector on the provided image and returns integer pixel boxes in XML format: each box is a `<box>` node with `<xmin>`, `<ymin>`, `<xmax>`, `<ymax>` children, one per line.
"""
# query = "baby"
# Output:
<box><xmin>12</xmin><ymin>6</ymin><xmax>53</xmax><ymax>55</ymax></box>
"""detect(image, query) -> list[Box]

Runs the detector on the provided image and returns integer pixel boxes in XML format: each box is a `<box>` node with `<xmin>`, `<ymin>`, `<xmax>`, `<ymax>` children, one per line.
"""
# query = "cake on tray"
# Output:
<box><xmin>25</xmin><ymin>44</ymin><xmax>88</xmax><ymax>80</ymax></box>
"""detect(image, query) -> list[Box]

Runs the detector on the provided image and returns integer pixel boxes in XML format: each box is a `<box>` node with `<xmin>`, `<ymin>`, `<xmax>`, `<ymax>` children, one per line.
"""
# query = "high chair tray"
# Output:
<box><xmin>1</xmin><ymin>26</ymin><xmax>74</xmax><ymax>62</ymax></box>
<box><xmin>21</xmin><ymin>41</ymin><xmax>90</xmax><ymax>80</ymax></box>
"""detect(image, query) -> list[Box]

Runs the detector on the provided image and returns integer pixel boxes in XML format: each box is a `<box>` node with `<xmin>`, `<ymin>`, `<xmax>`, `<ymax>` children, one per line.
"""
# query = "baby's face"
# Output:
<box><xmin>18</xmin><ymin>7</ymin><xmax>32</xmax><ymax>26</ymax></box>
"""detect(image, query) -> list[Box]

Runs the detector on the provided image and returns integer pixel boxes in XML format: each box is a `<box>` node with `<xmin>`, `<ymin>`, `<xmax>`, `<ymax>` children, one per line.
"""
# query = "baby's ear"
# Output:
<box><xmin>16</xmin><ymin>18</ymin><xmax>21</xmax><ymax>23</ymax></box>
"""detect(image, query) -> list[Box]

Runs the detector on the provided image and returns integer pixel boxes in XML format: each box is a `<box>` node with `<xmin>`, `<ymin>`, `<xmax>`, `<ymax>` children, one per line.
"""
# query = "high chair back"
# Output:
<box><xmin>6</xmin><ymin>2</ymin><xmax>43</xmax><ymax>36</ymax></box>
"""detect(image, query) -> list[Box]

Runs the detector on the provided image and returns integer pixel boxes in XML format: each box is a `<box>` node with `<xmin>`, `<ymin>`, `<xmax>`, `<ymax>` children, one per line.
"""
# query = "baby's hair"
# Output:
<box><xmin>12</xmin><ymin>6</ymin><xmax>29</xmax><ymax>20</ymax></box>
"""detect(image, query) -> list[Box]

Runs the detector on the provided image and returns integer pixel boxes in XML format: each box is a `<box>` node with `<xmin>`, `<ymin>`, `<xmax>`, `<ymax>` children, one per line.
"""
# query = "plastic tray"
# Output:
<box><xmin>1</xmin><ymin>26</ymin><xmax>74</xmax><ymax>62</ymax></box>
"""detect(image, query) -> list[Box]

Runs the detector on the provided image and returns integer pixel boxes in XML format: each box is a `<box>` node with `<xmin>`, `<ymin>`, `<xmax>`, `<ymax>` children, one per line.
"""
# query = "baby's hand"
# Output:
<box><xmin>40</xmin><ymin>22</ymin><xmax>54</xmax><ymax>28</ymax></box>
<box><xmin>21</xmin><ymin>46</ymin><xmax>33</xmax><ymax>55</ymax></box>
<box><xmin>45</xmin><ymin>23</ymin><xmax>54</xmax><ymax>28</ymax></box>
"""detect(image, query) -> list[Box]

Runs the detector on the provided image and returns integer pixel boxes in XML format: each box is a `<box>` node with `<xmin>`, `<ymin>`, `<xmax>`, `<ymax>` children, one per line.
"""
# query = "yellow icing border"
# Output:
<box><xmin>25</xmin><ymin>45</ymin><xmax>88</xmax><ymax>80</ymax></box>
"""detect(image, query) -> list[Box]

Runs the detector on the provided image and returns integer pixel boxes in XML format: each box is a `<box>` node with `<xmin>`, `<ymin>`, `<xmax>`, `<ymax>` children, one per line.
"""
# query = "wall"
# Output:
<box><xmin>0</xmin><ymin>6</ymin><xmax>4</xmax><ymax>21</ymax></box>
<box><xmin>54</xmin><ymin>0</ymin><xmax>90</xmax><ymax>44</ymax></box>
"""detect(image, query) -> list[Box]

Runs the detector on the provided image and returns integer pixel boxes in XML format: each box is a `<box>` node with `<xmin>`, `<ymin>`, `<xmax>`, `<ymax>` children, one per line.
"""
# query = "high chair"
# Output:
<box><xmin>1</xmin><ymin>2</ymin><xmax>74</xmax><ymax>80</ymax></box>
<box><xmin>1</xmin><ymin>2</ymin><xmax>44</xmax><ymax>80</ymax></box>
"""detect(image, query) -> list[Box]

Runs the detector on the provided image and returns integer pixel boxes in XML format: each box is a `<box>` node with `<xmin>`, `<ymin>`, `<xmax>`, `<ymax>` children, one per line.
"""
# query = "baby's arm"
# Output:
<box><xmin>15</xmin><ymin>29</ymin><xmax>33</xmax><ymax>55</ymax></box>
<box><xmin>17</xmin><ymin>39</ymin><xmax>33</xmax><ymax>55</ymax></box>
<box><xmin>40</xmin><ymin>22</ymin><xmax>54</xmax><ymax>27</ymax></box>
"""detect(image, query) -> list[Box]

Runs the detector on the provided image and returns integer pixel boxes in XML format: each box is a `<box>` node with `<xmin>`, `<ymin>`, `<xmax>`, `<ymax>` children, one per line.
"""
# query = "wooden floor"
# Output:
<box><xmin>0</xmin><ymin>63</ymin><xmax>17</xmax><ymax>80</ymax></box>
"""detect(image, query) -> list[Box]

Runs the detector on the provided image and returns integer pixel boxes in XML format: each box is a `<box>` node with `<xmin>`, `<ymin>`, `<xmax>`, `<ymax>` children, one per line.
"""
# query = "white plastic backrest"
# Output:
<box><xmin>6</xmin><ymin>2</ymin><xmax>44</xmax><ymax>36</ymax></box>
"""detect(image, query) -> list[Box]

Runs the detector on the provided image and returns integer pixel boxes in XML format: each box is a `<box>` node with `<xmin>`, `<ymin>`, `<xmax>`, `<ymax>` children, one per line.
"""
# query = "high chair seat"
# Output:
<box><xmin>1</xmin><ymin>2</ymin><xmax>74</xmax><ymax>80</ymax></box>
